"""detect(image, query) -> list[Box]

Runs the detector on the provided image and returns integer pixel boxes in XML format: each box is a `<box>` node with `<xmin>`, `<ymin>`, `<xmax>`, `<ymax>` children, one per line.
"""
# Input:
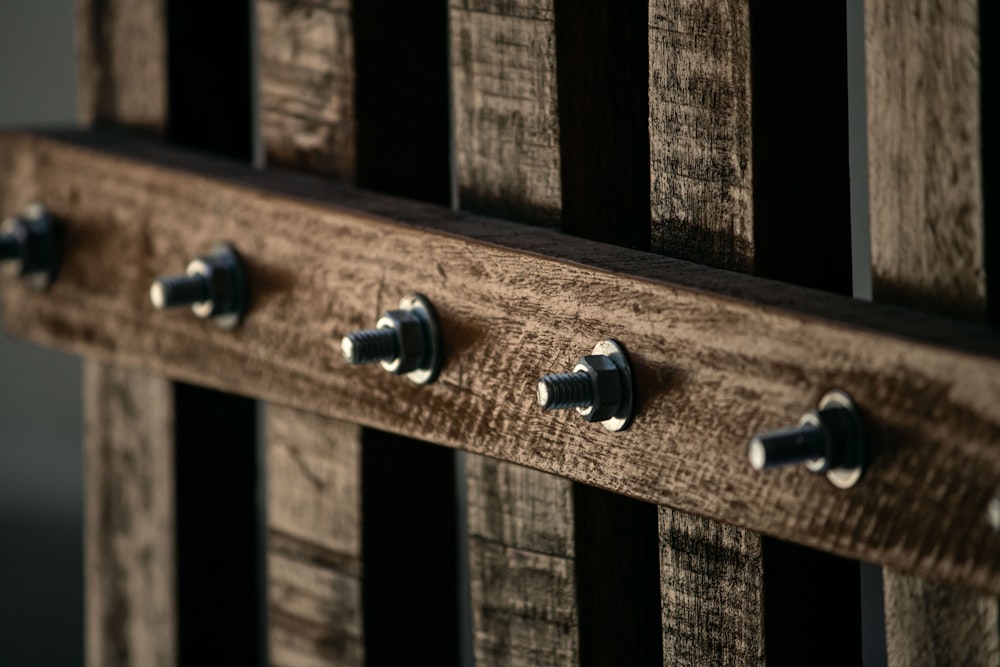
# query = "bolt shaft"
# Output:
<box><xmin>537</xmin><ymin>371</ymin><xmax>594</xmax><ymax>410</ymax></box>
<box><xmin>150</xmin><ymin>274</ymin><xmax>211</xmax><ymax>309</ymax></box>
<box><xmin>0</xmin><ymin>234</ymin><xmax>19</xmax><ymax>260</ymax></box>
<box><xmin>748</xmin><ymin>423</ymin><xmax>829</xmax><ymax>471</ymax></box>
<box><xmin>342</xmin><ymin>328</ymin><xmax>399</xmax><ymax>364</ymax></box>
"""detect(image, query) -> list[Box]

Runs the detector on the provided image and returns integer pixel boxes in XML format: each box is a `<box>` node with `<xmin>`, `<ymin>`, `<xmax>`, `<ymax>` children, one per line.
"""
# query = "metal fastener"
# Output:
<box><xmin>537</xmin><ymin>339</ymin><xmax>634</xmax><ymax>431</ymax></box>
<box><xmin>0</xmin><ymin>203</ymin><xmax>61</xmax><ymax>290</ymax></box>
<box><xmin>988</xmin><ymin>496</ymin><xmax>1000</xmax><ymax>533</ymax></box>
<box><xmin>149</xmin><ymin>242</ymin><xmax>247</xmax><ymax>330</ymax></box>
<box><xmin>748</xmin><ymin>390</ymin><xmax>866</xmax><ymax>489</ymax></box>
<box><xmin>341</xmin><ymin>293</ymin><xmax>442</xmax><ymax>385</ymax></box>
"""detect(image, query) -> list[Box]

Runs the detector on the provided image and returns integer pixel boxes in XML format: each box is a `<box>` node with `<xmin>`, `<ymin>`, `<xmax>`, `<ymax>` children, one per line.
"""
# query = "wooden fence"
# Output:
<box><xmin>0</xmin><ymin>0</ymin><xmax>997</xmax><ymax>664</ymax></box>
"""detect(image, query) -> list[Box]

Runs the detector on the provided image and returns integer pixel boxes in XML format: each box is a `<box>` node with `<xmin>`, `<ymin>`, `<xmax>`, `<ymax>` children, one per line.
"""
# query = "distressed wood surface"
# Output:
<box><xmin>2</xmin><ymin>131</ymin><xmax>1000</xmax><ymax>593</ymax></box>
<box><xmin>257</xmin><ymin>0</ymin><xmax>354</xmax><ymax>178</ymax></box>
<box><xmin>84</xmin><ymin>364</ymin><xmax>175</xmax><ymax>667</ymax></box>
<box><xmin>268</xmin><ymin>407</ymin><xmax>363</xmax><ymax>667</ymax></box>
<box><xmin>77</xmin><ymin>0</ymin><xmax>167</xmax><ymax>131</ymax></box>
<box><xmin>649</xmin><ymin>3</ymin><xmax>763</xmax><ymax>662</ymax></box>
<box><xmin>450</xmin><ymin>2</ymin><xmax>578</xmax><ymax>663</ymax></box>
<box><xmin>867</xmin><ymin>2</ymin><xmax>1000</xmax><ymax>664</ymax></box>
<box><xmin>76</xmin><ymin>3</ymin><xmax>174</xmax><ymax>665</ymax></box>
<box><xmin>450</xmin><ymin>0</ymin><xmax>561</xmax><ymax>226</ymax></box>
<box><xmin>648</xmin><ymin>0</ymin><xmax>752</xmax><ymax>272</ymax></box>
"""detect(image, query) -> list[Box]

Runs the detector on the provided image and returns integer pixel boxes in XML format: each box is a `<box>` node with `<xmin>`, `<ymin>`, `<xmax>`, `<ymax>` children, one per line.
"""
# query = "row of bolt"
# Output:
<box><xmin>4</xmin><ymin>207</ymin><xmax>999</xmax><ymax>518</ymax></box>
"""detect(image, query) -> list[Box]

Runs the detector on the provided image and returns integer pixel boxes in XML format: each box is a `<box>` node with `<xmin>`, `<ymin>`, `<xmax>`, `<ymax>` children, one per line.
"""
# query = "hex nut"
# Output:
<box><xmin>377</xmin><ymin>309</ymin><xmax>428</xmax><ymax>375</ymax></box>
<box><xmin>574</xmin><ymin>355</ymin><xmax>623</xmax><ymax>422</ymax></box>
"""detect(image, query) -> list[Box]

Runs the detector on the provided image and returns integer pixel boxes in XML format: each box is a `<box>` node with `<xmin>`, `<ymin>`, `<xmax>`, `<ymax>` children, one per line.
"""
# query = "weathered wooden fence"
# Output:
<box><xmin>0</xmin><ymin>0</ymin><xmax>997</xmax><ymax>664</ymax></box>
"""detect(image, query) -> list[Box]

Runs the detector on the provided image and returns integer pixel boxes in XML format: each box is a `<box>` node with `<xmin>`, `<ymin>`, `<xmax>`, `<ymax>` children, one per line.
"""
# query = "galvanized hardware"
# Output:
<box><xmin>0</xmin><ymin>203</ymin><xmax>61</xmax><ymax>290</ymax></box>
<box><xmin>537</xmin><ymin>339</ymin><xmax>634</xmax><ymax>432</ymax></box>
<box><xmin>988</xmin><ymin>496</ymin><xmax>1000</xmax><ymax>533</ymax></box>
<box><xmin>149</xmin><ymin>242</ymin><xmax>248</xmax><ymax>330</ymax></box>
<box><xmin>341</xmin><ymin>293</ymin><xmax>442</xmax><ymax>385</ymax></box>
<box><xmin>748</xmin><ymin>390</ymin><xmax>866</xmax><ymax>489</ymax></box>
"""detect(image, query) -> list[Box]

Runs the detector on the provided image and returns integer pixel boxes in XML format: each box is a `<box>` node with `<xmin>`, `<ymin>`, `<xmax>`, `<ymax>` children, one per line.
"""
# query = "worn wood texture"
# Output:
<box><xmin>76</xmin><ymin>2</ymin><xmax>174</xmax><ymax>664</ymax></box>
<box><xmin>867</xmin><ymin>2</ymin><xmax>1000</xmax><ymax>664</ymax></box>
<box><xmin>450</xmin><ymin>2</ymin><xmax>578</xmax><ymax>663</ymax></box>
<box><xmin>84</xmin><ymin>364</ymin><xmax>175</xmax><ymax>667</ymax></box>
<box><xmin>866</xmin><ymin>0</ymin><xmax>985</xmax><ymax>319</ymax></box>
<box><xmin>649</xmin><ymin>4</ymin><xmax>764</xmax><ymax>663</ymax></box>
<box><xmin>77</xmin><ymin>0</ymin><xmax>167</xmax><ymax>131</ymax></box>
<box><xmin>268</xmin><ymin>406</ymin><xmax>363</xmax><ymax>667</ymax></box>
<box><xmin>257</xmin><ymin>0</ymin><xmax>354</xmax><ymax>178</ymax></box>
<box><xmin>648</xmin><ymin>0</ymin><xmax>752</xmax><ymax>272</ymax></box>
<box><xmin>2</xmin><ymin>131</ymin><xmax>1000</xmax><ymax>593</ymax></box>
<box><xmin>450</xmin><ymin>0</ymin><xmax>561</xmax><ymax>226</ymax></box>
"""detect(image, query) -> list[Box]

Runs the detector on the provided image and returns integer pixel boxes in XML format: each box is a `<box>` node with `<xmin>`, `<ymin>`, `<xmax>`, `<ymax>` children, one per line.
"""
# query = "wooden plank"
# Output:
<box><xmin>257</xmin><ymin>0</ymin><xmax>355</xmax><ymax>178</ymax></box>
<box><xmin>648</xmin><ymin>3</ymin><xmax>763</xmax><ymax>662</ymax></box>
<box><xmin>450</xmin><ymin>0</ymin><xmax>561</xmax><ymax>226</ymax></box>
<box><xmin>76</xmin><ymin>2</ymin><xmax>173</xmax><ymax>664</ymax></box>
<box><xmin>84</xmin><ymin>364</ymin><xmax>175</xmax><ymax>667</ymax></box>
<box><xmin>77</xmin><ymin>0</ymin><xmax>167</xmax><ymax>131</ymax></box>
<box><xmin>267</xmin><ymin>406</ymin><xmax>363</xmax><ymax>667</ymax></box>
<box><xmin>450</xmin><ymin>2</ymin><xmax>578</xmax><ymax>663</ymax></box>
<box><xmin>866</xmin><ymin>2</ymin><xmax>1000</xmax><ymax>664</ymax></box>
<box><xmin>2</xmin><ymin>131</ymin><xmax>1000</xmax><ymax>593</ymax></box>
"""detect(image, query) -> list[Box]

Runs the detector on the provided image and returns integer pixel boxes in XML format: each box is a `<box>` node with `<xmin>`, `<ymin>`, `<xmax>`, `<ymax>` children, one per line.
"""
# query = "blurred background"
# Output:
<box><xmin>0</xmin><ymin>2</ymin><xmax>82</xmax><ymax>666</ymax></box>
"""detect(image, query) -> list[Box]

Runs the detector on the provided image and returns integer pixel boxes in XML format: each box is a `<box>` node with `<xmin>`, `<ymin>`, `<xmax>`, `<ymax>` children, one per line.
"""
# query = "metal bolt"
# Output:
<box><xmin>0</xmin><ymin>203</ymin><xmax>61</xmax><ymax>290</ymax></box>
<box><xmin>748</xmin><ymin>390</ymin><xmax>866</xmax><ymax>489</ymax></box>
<box><xmin>341</xmin><ymin>293</ymin><xmax>442</xmax><ymax>385</ymax></box>
<box><xmin>149</xmin><ymin>242</ymin><xmax>247</xmax><ymax>330</ymax></box>
<box><xmin>988</xmin><ymin>496</ymin><xmax>1000</xmax><ymax>533</ymax></box>
<box><xmin>537</xmin><ymin>339</ymin><xmax>634</xmax><ymax>432</ymax></box>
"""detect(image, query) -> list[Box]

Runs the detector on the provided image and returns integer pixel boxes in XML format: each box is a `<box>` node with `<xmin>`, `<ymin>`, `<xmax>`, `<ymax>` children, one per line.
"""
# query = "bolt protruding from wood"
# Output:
<box><xmin>342</xmin><ymin>328</ymin><xmax>400</xmax><ymax>365</ymax></box>
<box><xmin>537</xmin><ymin>371</ymin><xmax>595</xmax><ymax>410</ymax></box>
<box><xmin>149</xmin><ymin>242</ymin><xmax>247</xmax><ymax>330</ymax></box>
<box><xmin>340</xmin><ymin>293</ymin><xmax>442</xmax><ymax>385</ymax></box>
<box><xmin>536</xmin><ymin>339</ymin><xmax>634</xmax><ymax>432</ymax></box>
<box><xmin>0</xmin><ymin>204</ymin><xmax>61</xmax><ymax>290</ymax></box>
<box><xmin>748</xmin><ymin>390</ymin><xmax>866</xmax><ymax>489</ymax></box>
<box><xmin>988</xmin><ymin>496</ymin><xmax>1000</xmax><ymax>533</ymax></box>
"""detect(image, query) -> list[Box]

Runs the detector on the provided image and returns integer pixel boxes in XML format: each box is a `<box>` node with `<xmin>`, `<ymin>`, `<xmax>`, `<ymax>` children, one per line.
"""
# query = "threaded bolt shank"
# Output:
<box><xmin>748</xmin><ymin>423</ymin><xmax>828</xmax><ymax>471</ymax></box>
<box><xmin>342</xmin><ymin>327</ymin><xmax>400</xmax><ymax>364</ymax></box>
<box><xmin>537</xmin><ymin>371</ymin><xmax>594</xmax><ymax>410</ymax></box>
<box><xmin>150</xmin><ymin>274</ymin><xmax>211</xmax><ymax>310</ymax></box>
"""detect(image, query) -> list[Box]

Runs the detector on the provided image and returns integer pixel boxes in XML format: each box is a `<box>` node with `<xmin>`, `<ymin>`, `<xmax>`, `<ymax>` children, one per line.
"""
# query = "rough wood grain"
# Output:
<box><xmin>867</xmin><ymin>2</ymin><xmax>1000</xmax><ymax>664</ymax></box>
<box><xmin>648</xmin><ymin>0</ymin><xmax>752</xmax><ymax>272</ymax></box>
<box><xmin>84</xmin><ymin>364</ymin><xmax>175</xmax><ymax>667</ymax></box>
<box><xmin>268</xmin><ymin>406</ymin><xmax>363</xmax><ymax>667</ymax></box>
<box><xmin>77</xmin><ymin>0</ymin><xmax>167</xmax><ymax>131</ymax></box>
<box><xmin>649</xmin><ymin>4</ymin><xmax>767</xmax><ymax>663</ymax></box>
<box><xmin>450</xmin><ymin>0</ymin><xmax>561</xmax><ymax>226</ymax></box>
<box><xmin>2</xmin><ymin>131</ymin><xmax>1000</xmax><ymax>594</ymax></box>
<box><xmin>77</xmin><ymin>3</ymin><xmax>173</xmax><ymax>664</ymax></box>
<box><xmin>257</xmin><ymin>0</ymin><xmax>354</xmax><ymax>178</ymax></box>
<box><xmin>450</xmin><ymin>3</ymin><xmax>578</xmax><ymax>663</ymax></box>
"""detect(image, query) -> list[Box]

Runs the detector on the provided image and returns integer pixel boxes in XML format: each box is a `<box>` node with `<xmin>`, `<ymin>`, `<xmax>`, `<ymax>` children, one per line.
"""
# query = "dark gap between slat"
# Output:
<box><xmin>166</xmin><ymin>1</ymin><xmax>262</xmax><ymax>665</ymax></box>
<box><xmin>750</xmin><ymin>1</ymin><xmax>863</xmax><ymax>664</ymax></box>
<box><xmin>353</xmin><ymin>3</ymin><xmax>461</xmax><ymax>665</ymax></box>
<box><xmin>554</xmin><ymin>2</ymin><xmax>662</xmax><ymax>664</ymax></box>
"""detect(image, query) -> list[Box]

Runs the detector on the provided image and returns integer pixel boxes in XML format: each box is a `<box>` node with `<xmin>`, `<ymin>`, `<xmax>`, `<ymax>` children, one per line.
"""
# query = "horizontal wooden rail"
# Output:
<box><xmin>1</xmin><ymin>129</ymin><xmax>999</xmax><ymax>593</ymax></box>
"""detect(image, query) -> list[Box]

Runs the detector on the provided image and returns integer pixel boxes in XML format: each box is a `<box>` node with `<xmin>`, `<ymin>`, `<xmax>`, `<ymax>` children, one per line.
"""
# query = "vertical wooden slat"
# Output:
<box><xmin>450</xmin><ymin>2</ymin><xmax>579</xmax><ymax>664</ymax></box>
<box><xmin>866</xmin><ymin>2</ymin><xmax>1000</xmax><ymax>664</ymax></box>
<box><xmin>257</xmin><ymin>0</ymin><xmax>355</xmax><ymax>178</ymax></box>
<box><xmin>267</xmin><ymin>407</ymin><xmax>363</xmax><ymax>667</ymax></box>
<box><xmin>77</xmin><ymin>3</ymin><xmax>174</xmax><ymax>665</ymax></box>
<box><xmin>648</xmin><ymin>4</ymin><xmax>762</xmax><ymax>663</ymax></box>
<box><xmin>256</xmin><ymin>3</ymin><xmax>363</xmax><ymax>664</ymax></box>
<box><xmin>650</xmin><ymin>1</ymin><xmax>861</xmax><ymax>663</ymax></box>
<box><xmin>84</xmin><ymin>364</ymin><xmax>175</xmax><ymax>667</ymax></box>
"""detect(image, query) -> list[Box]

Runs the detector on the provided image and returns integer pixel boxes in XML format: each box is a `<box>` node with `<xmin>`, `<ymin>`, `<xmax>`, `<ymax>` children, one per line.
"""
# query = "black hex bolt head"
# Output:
<box><xmin>0</xmin><ymin>204</ymin><xmax>61</xmax><ymax>290</ymax></box>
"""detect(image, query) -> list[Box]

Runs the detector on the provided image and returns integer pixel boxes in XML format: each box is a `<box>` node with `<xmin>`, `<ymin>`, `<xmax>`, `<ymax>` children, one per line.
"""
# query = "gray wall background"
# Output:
<box><xmin>0</xmin><ymin>2</ymin><xmax>83</xmax><ymax>666</ymax></box>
